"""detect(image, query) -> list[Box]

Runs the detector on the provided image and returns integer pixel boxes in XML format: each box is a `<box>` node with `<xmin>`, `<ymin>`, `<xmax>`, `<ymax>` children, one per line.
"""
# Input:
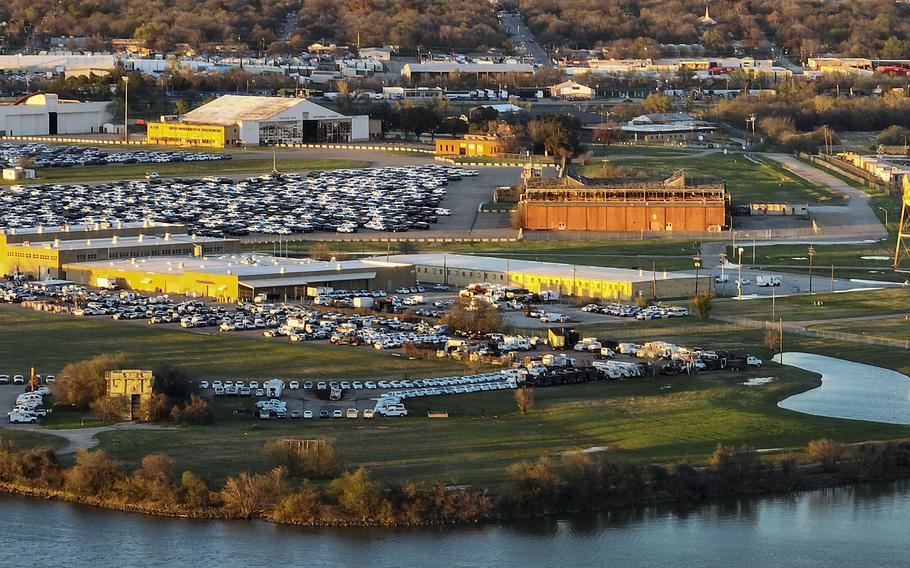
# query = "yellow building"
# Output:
<box><xmin>64</xmin><ymin>254</ymin><xmax>417</xmax><ymax>302</ymax></box>
<box><xmin>147</xmin><ymin>121</ymin><xmax>239</xmax><ymax>147</ymax></box>
<box><xmin>0</xmin><ymin>222</ymin><xmax>239</xmax><ymax>280</ymax></box>
<box><xmin>435</xmin><ymin>134</ymin><xmax>508</xmax><ymax>157</ymax></box>
<box><xmin>386</xmin><ymin>253</ymin><xmax>711</xmax><ymax>301</ymax></box>
<box><xmin>105</xmin><ymin>369</ymin><xmax>155</xmax><ymax>420</ymax></box>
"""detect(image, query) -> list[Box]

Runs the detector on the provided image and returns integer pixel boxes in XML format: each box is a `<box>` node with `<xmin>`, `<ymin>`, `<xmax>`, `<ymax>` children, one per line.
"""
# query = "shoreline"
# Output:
<box><xmin>4</xmin><ymin>463</ymin><xmax>910</xmax><ymax>528</ymax></box>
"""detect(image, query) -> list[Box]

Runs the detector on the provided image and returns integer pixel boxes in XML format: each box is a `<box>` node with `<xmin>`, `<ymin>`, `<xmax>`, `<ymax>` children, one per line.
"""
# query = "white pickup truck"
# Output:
<box><xmin>756</xmin><ymin>275</ymin><xmax>782</xmax><ymax>287</ymax></box>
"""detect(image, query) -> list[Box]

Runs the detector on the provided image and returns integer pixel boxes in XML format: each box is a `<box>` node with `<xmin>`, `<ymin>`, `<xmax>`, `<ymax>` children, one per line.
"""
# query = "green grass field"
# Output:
<box><xmin>811</xmin><ymin>316</ymin><xmax>910</xmax><ymax>341</ymax></box>
<box><xmin>578</xmin><ymin>152</ymin><xmax>846</xmax><ymax>205</ymax></box>
<box><xmin>0</xmin><ymin>307</ymin><xmax>465</xmax><ymax>379</ymax></box>
<box><xmin>0</xmin><ymin>157</ymin><xmax>370</xmax><ymax>185</ymax></box>
<box><xmin>88</xmin><ymin>327</ymin><xmax>910</xmax><ymax>487</ymax></box>
<box><xmin>713</xmin><ymin>288</ymin><xmax>910</xmax><ymax>321</ymax></box>
<box><xmin>0</xmin><ymin>430</ymin><xmax>68</xmax><ymax>451</ymax></box>
<box><xmin>5</xmin><ymin>308</ymin><xmax>910</xmax><ymax>487</ymax></box>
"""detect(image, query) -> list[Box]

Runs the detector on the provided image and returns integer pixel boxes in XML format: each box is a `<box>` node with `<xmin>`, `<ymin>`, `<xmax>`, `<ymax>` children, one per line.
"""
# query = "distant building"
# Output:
<box><xmin>385</xmin><ymin>253</ymin><xmax>712</xmax><ymax>301</ymax></box>
<box><xmin>435</xmin><ymin>134</ymin><xmax>508</xmax><ymax>157</ymax></box>
<box><xmin>358</xmin><ymin>46</ymin><xmax>394</xmax><ymax>61</ymax></box>
<box><xmin>0</xmin><ymin>93</ymin><xmax>112</xmax><ymax>136</ymax></box>
<box><xmin>550</xmin><ymin>80</ymin><xmax>595</xmax><ymax>99</ymax></box>
<box><xmin>519</xmin><ymin>170</ymin><xmax>728</xmax><ymax>233</ymax></box>
<box><xmin>105</xmin><ymin>369</ymin><xmax>155</xmax><ymax>420</ymax></box>
<box><xmin>620</xmin><ymin>112</ymin><xmax>716</xmax><ymax>142</ymax></box>
<box><xmin>402</xmin><ymin>62</ymin><xmax>535</xmax><ymax>82</ymax></box>
<box><xmin>146</xmin><ymin>95</ymin><xmax>369</xmax><ymax>146</ymax></box>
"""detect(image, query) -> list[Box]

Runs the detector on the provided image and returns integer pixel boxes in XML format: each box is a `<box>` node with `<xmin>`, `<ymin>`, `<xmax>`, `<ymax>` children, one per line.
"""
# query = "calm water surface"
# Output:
<box><xmin>775</xmin><ymin>352</ymin><xmax>910</xmax><ymax>424</ymax></box>
<box><xmin>0</xmin><ymin>481</ymin><xmax>907</xmax><ymax>567</ymax></box>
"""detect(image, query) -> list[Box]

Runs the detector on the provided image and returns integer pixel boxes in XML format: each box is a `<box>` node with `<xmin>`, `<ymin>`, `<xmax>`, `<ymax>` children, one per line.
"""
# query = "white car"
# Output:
<box><xmin>736</xmin><ymin>278</ymin><xmax>752</xmax><ymax>286</ymax></box>
<box><xmin>303</xmin><ymin>410</ymin><xmax>314</xmax><ymax>419</ymax></box>
<box><xmin>746</xmin><ymin>356</ymin><xmax>763</xmax><ymax>367</ymax></box>
<box><xmin>289</xmin><ymin>381</ymin><xmax>300</xmax><ymax>389</ymax></box>
<box><xmin>199</xmin><ymin>380</ymin><xmax>210</xmax><ymax>389</ymax></box>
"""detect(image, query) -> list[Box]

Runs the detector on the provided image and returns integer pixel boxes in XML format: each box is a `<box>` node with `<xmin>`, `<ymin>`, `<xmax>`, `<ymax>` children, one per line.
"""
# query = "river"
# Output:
<box><xmin>1</xmin><ymin>481</ymin><xmax>908</xmax><ymax>567</ymax></box>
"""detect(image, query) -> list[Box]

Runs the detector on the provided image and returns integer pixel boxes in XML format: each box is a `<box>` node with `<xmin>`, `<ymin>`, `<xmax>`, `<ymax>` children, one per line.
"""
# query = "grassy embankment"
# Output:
<box><xmin>712</xmin><ymin>287</ymin><xmax>910</xmax><ymax>322</ymax></box>
<box><xmin>578</xmin><ymin>151</ymin><xmax>845</xmax><ymax>205</ymax></box>
<box><xmin>2</xmin><ymin>306</ymin><xmax>909</xmax><ymax>487</ymax></box>
<box><xmin>0</xmin><ymin>157</ymin><xmax>370</xmax><ymax>185</ymax></box>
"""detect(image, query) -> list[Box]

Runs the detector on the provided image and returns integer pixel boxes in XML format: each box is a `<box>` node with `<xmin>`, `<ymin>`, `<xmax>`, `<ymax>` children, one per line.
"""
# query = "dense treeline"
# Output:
<box><xmin>510</xmin><ymin>0</ymin><xmax>910</xmax><ymax>58</ymax></box>
<box><xmin>292</xmin><ymin>0</ymin><xmax>506</xmax><ymax>52</ymax></box>
<box><xmin>2</xmin><ymin>438</ymin><xmax>910</xmax><ymax>526</ymax></box>
<box><xmin>0</xmin><ymin>0</ymin><xmax>292</xmax><ymax>52</ymax></box>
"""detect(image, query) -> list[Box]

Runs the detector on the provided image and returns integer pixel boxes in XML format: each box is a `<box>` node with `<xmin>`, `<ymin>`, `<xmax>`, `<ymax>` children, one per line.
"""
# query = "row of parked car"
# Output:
<box><xmin>7</xmin><ymin>387</ymin><xmax>52</xmax><ymax>424</ymax></box>
<box><xmin>0</xmin><ymin>164</ymin><xmax>473</xmax><ymax>234</ymax></box>
<box><xmin>0</xmin><ymin>142</ymin><xmax>227</xmax><ymax>169</ymax></box>
<box><xmin>374</xmin><ymin>371</ymin><xmax>519</xmax><ymax>416</ymax></box>
<box><xmin>581</xmin><ymin>303</ymin><xmax>690</xmax><ymax>320</ymax></box>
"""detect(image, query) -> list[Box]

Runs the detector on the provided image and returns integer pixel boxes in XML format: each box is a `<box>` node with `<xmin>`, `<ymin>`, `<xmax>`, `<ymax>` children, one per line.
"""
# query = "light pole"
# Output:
<box><xmin>693</xmin><ymin>254</ymin><xmax>702</xmax><ymax>296</ymax></box>
<box><xmin>878</xmin><ymin>206</ymin><xmax>889</xmax><ymax>227</ymax></box>
<box><xmin>808</xmin><ymin>245</ymin><xmax>816</xmax><ymax>293</ymax></box>
<box><xmin>737</xmin><ymin>246</ymin><xmax>744</xmax><ymax>300</ymax></box>
<box><xmin>122</xmin><ymin>76</ymin><xmax>129</xmax><ymax>143</ymax></box>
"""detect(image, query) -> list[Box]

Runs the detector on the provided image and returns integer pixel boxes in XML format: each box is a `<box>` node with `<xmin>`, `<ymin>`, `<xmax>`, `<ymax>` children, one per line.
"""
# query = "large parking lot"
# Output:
<box><xmin>0</xmin><ymin>164</ymin><xmax>482</xmax><ymax>235</ymax></box>
<box><xmin>0</xmin><ymin>143</ymin><xmax>227</xmax><ymax>169</ymax></box>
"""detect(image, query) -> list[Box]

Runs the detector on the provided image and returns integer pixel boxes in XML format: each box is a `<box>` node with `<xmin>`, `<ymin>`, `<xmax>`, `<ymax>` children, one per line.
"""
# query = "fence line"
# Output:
<box><xmin>713</xmin><ymin>315</ymin><xmax>910</xmax><ymax>349</ymax></box>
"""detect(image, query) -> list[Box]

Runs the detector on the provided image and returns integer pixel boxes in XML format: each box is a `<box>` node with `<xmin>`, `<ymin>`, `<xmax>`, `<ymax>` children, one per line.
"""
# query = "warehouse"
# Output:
<box><xmin>519</xmin><ymin>171</ymin><xmax>728</xmax><ymax>232</ymax></box>
<box><xmin>146</xmin><ymin>95</ymin><xmax>369</xmax><ymax>147</ymax></box>
<box><xmin>0</xmin><ymin>93</ymin><xmax>112</xmax><ymax>136</ymax></box>
<box><xmin>63</xmin><ymin>254</ymin><xmax>416</xmax><ymax>301</ymax></box>
<box><xmin>0</xmin><ymin>221</ymin><xmax>239</xmax><ymax>279</ymax></box>
<box><xmin>384</xmin><ymin>253</ymin><xmax>711</xmax><ymax>301</ymax></box>
<box><xmin>401</xmin><ymin>63</ymin><xmax>535</xmax><ymax>82</ymax></box>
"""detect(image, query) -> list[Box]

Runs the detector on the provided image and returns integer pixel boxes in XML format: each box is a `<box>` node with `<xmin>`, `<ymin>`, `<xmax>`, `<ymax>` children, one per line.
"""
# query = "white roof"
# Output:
<box><xmin>180</xmin><ymin>95</ymin><xmax>345</xmax><ymax>126</ymax></box>
<box><xmin>405</xmin><ymin>63</ymin><xmax>535</xmax><ymax>74</ymax></box>
<box><xmin>382</xmin><ymin>253</ymin><xmax>698</xmax><ymax>283</ymax></box>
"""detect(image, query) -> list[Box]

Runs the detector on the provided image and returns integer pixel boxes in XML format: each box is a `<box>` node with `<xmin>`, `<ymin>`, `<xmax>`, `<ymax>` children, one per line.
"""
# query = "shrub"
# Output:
<box><xmin>221</xmin><ymin>467</ymin><xmax>286</xmax><ymax>519</ymax></box>
<box><xmin>54</xmin><ymin>353</ymin><xmax>126</xmax><ymax>409</ymax></box>
<box><xmin>264</xmin><ymin>439</ymin><xmax>337</xmax><ymax>478</ymax></box>
<box><xmin>443</xmin><ymin>297</ymin><xmax>502</xmax><ymax>335</ymax></box>
<box><xmin>690</xmin><ymin>292</ymin><xmax>714</xmax><ymax>320</ymax></box>
<box><xmin>65</xmin><ymin>449</ymin><xmax>123</xmax><ymax>497</ymax></box>
<box><xmin>170</xmin><ymin>395</ymin><xmax>213</xmax><ymax>425</ymax></box>
<box><xmin>514</xmin><ymin>388</ymin><xmax>534</xmax><ymax>415</ymax></box>
<box><xmin>329</xmin><ymin>468</ymin><xmax>391</xmax><ymax>522</ymax></box>
<box><xmin>179</xmin><ymin>471</ymin><xmax>213</xmax><ymax>507</ymax></box>
<box><xmin>90</xmin><ymin>395</ymin><xmax>130</xmax><ymax>422</ymax></box>
<box><xmin>271</xmin><ymin>481</ymin><xmax>325</xmax><ymax>524</ymax></box>
<box><xmin>808</xmin><ymin>439</ymin><xmax>847</xmax><ymax>471</ymax></box>
<box><xmin>500</xmin><ymin>458</ymin><xmax>562</xmax><ymax>514</ymax></box>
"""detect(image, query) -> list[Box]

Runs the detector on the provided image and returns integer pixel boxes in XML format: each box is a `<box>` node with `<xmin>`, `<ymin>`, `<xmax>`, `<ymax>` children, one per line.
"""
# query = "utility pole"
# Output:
<box><xmin>808</xmin><ymin>245</ymin><xmax>816</xmax><ymax>293</ymax></box>
<box><xmin>652</xmin><ymin>261</ymin><xmax>657</xmax><ymax>300</ymax></box>
<box><xmin>737</xmin><ymin>246</ymin><xmax>744</xmax><ymax>300</ymax></box>
<box><xmin>123</xmin><ymin>76</ymin><xmax>129</xmax><ymax>143</ymax></box>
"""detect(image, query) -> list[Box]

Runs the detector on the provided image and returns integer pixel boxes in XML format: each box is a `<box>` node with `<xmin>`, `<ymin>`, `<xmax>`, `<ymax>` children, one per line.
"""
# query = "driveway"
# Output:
<box><xmin>1</xmin><ymin>420</ymin><xmax>169</xmax><ymax>454</ymax></box>
<box><xmin>765</xmin><ymin>154</ymin><xmax>887</xmax><ymax>240</ymax></box>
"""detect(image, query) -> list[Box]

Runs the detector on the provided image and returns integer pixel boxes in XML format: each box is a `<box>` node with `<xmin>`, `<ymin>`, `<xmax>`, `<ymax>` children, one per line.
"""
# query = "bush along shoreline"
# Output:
<box><xmin>1</xmin><ymin>439</ymin><xmax>910</xmax><ymax>527</ymax></box>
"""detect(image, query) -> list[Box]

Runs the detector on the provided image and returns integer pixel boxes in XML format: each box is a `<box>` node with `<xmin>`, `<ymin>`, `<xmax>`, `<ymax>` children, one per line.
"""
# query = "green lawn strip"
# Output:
<box><xmin>0</xmin><ymin>158</ymin><xmax>370</xmax><ymax>185</ymax></box>
<box><xmin>0</xmin><ymin>307</ymin><xmax>465</xmax><ymax>378</ymax></box>
<box><xmin>725</xmin><ymin>242</ymin><xmax>901</xmax><ymax>279</ymax></box>
<box><xmin>0</xmin><ymin>429</ymin><xmax>68</xmax><ymax>451</ymax></box>
<box><xmin>809</xmin><ymin>316</ymin><xmax>910</xmax><ymax>341</ymax></box>
<box><xmin>41</xmin><ymin>408</ymin><xmax>108</xmax><ymax>430</ymax></box>
<box><xmin>712</xmin><ymin>288</ymin><xmax>910</xmax><ymax>321</ymax></box>
<box><xmin>579</xmin><ymin>152</ymin><xmax>844</xmax><ymax>205</ymax></box>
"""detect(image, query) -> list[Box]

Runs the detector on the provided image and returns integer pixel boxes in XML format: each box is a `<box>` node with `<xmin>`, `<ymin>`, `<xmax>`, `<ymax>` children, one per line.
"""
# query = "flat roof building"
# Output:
<box><xmin>147</xmin><ymin>95</ymin><xmax>369</xmax><ymax>147</ymax></box>
<box><xmin>402</xmin><ymin>63</ymin><xmax>535</xmax><ymax>82</ymax></box>
<box><xmin>0</xmin><ymin>93</ymin><xmax>113</xmax><ymax>137</ymax></box>
<box><xmin>384</xmin><ymin>253</ymin><xmax>711</xmax><ymax>301</ymax></box>
<box><xmin>62</xmin><ymin>254</ymin><xmax>417</xmax><ymax>301</ymax></box>
<box><xmin>0</xmin><ymin>221</ymin><xmax>239</xmax><ymax>280</ymax></box>
<box><xmin>519</xmin><ymin>171</ymin><xmax>728</xmax><ymax>233</ymax></box>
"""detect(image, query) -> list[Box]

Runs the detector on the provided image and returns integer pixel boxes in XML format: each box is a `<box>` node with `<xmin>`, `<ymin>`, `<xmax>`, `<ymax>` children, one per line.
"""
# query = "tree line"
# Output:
<box><xmin>1</xmin><ymin>437</ymin><xmax>909</xmax><ymax>526</ymax></box>
<box><xmin>509</xmin><ymin>0</ymin><xmax>910</xmax><ymax>59</ymax></box>
<box><xmin>0</xmin><ymin>0</ymin><xmax>291</xmax><ymax>52</ymax></box>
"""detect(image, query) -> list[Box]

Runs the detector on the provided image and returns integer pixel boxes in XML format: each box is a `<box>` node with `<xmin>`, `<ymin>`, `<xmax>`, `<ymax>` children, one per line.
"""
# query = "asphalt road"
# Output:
<box><xmin>499</xmin><ymin>12</ymin><xmax>550</xmax><ymax>67</ymax></box>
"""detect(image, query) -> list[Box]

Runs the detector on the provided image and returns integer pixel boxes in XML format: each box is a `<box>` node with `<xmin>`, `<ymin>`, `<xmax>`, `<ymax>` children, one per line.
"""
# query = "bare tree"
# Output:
<box><xmin>808</xmin><ymin>439</ymin><xmax>847</xmax><ymax>471</ymax></box>
<box><xmin>515</xmin><ymin>388</ymin><xmax>535</xmax><ymax>415</ymax></box>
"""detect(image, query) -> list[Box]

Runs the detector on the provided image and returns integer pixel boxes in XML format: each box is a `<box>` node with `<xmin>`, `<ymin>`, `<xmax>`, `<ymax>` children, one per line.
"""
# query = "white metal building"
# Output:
<box><xmin>0</xmin><ymin>93</ymin><xmax>113</xmax><ymax>136</ymax></box>
<box><xmin>177</xmin><ymin>95</ymin><xmax>369</xmax><ymax>145</ymax></box>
